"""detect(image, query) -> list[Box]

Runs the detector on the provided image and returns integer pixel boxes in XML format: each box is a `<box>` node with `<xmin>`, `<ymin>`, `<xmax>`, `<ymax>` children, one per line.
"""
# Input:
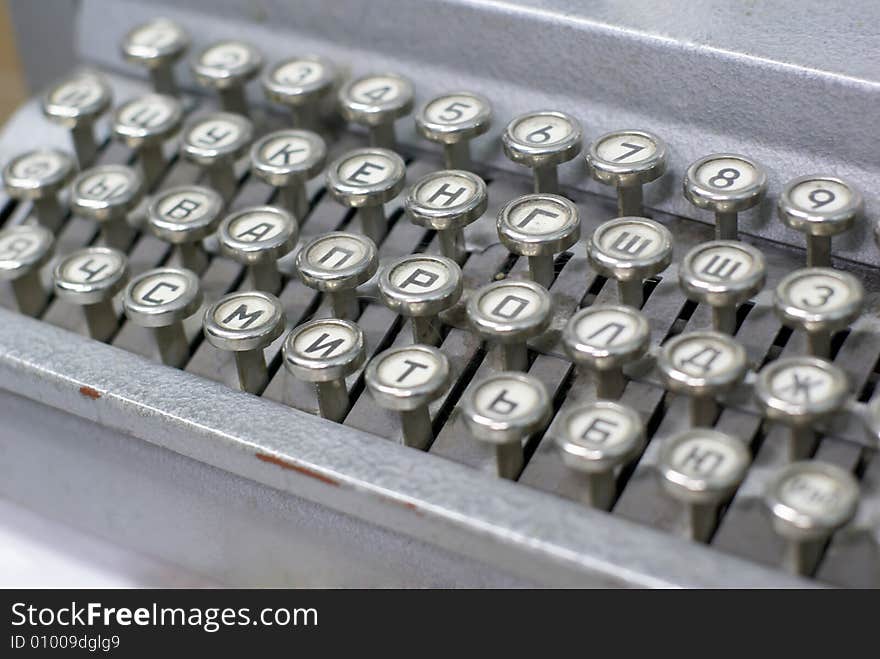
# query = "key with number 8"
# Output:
<box><xmin>684</xmin><ymin>153</ymin><xmax>768</xmax><ymax>240</ymax></box>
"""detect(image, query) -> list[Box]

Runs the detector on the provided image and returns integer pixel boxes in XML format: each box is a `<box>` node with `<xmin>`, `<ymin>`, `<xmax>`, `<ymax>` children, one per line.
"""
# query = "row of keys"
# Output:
<box><xmin>363</xmin><ymin>345</ymin><xmax>858</xmax><ymax>576</ymax></box>
<box><xmin>1</xmin><ymin>226</ymin><xmax>857</xmax><ymax>575</ymax></box>
<box><xmin>32</xmin><ymin>15</ymin><xmax>868</xmax><ymax>271</ymax></box>
<box><xmin>3</xmin><ymin>123</ymin><xmax>867</xmax><ymax>356</ymax></box>
<box><xmin>2</xmin><ymin>237</ymin><xmax>861</xmax><ymax>581</ymax></box>
<box><xmin>34</xmin><ymin>64</ymin><xmax>867</xmax><ymax>272</ymax></box>
<box><xmin>1</xmin><ymin>216</ymin><xmax>861</xmax><ymax>466</ymax></box>
<box><xmin>315</xmin><ymin>325</ymin><xmax>860</xmax><ymax>577</ymax></box>
<box><xmin>0</xmin><ymin>201</ymin><xmax>864</xmax><ymax>363</ymax></box>
<box><xmin>14</xmin><ymin>88</ymin><xmax>869</xmax><ymax>280</ymax></box>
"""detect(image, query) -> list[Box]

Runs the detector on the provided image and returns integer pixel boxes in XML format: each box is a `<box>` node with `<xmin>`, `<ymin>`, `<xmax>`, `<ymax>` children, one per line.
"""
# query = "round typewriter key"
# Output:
<box><xmin>296</xmin><ymin>231</ymin><xmax>377</xmax><ymax>320</ymax></box>
<box><xmin>0</xmin><ymin>225</ymin><xmax>54</xmax><ymax>316</ymax></box>
<box><xmin>181</xmin><ymin>112</ymin><xmax>253</xmax><ymax>202</ymax></box>
<box><xmin>121</xmin><ymin>18</ymin><xmax>189</xmax><ymax>95</ymax></box>
<box><xmin>467</xmin><ymin>279</ymin><xmax>552</xmax><ymax>372</ymax></box>
<box><xmin>774</xmin><ymin>268</ymin><xmax>863</xmax><ymax>358</ymax></box>
<box><xmin>283</xmin><ymin>318</ymin><xmax>366</xmax><ymax>422</ymax></box>
<box><xmin>326</xmin><ymin>147</ymin><xmax>406</xmax><ymax>243</ymax></box>
<box><xmin>338</xmin><ymin>73</ymin><xmax>414</xmax><ymax>150</ymax></box>
<box><xmin>778</xmin><ymin>175</ymin><xmax>862</xmax><ymax>267</ymax></box>
<box><xmin>765</xmin><ymin>460</ymin><xmax>859</xmax><ymax>575</ymax></box>
<box><xmin>191</xmin><ymin>40</ymin><xmax>263</xmax><ymax>116</ymax></box>
<box><xmin>496</xmin><ymin>193</ymin><xmax>580</xmax><ymax>288</ymax></box>
<box><xmin>683</xmin><ymin>153</ymin><xmax>768</xmax><ymax>240</ymax></box>
<box><xmin>586</xmin><ymin>129</ymin><xmax>667</xmax><ymax>217</ymax></box>
<box><xmin>53</xmin><ymin>246</ymin><xmax>128</xmax><ymax>341</ymax></box>
<box><xmin>147</xmin><ymin>185</ymin><xmax>224</xmax><ymax>274</ymax></box>
<box><xmin>554</xmin><ymin>400</ymin><xmax>644</xmax><ymax>510</ymax></box>
<box><xmin>41</xmin><ymin>71</ymin><xmax>112</xmax><ymax>166</ymax></box>
<box><xmin>2</xmin><ymin>148</ymin><xmax>75</xmax><ymax>230</ymax></box>
<box><xmin>262</xmin><ymin>55</ymin><xmax>337</xmax><ymax>129</ymax></box>
<box><xmin>217</xmin><ymin>206</ymin><xmax>298</xmax><ymax>293</ymax></box>
<box><xmin>250</xmin><ymin>129</ymin><xmax>326</xmax><ymax>220</ymax></box>
<box><xmin>405</xmin><ymin>170</ymin><xmax>487</xmax><ymax>264</ymax></box>
<box><xmin>657</xmin><ymin>331</ymin><xmax>748</xmax><ymax>427</ymax></box>
<box><xmin>123</xmin><ymin>267</ymin><xmax>202</xmax><ymax>367</ymax></box>
<box><xmin>588</xmin><ymin>216</ymin><xmax>673</xmax><ymax>308</ymax></box>
<box><xmin>679</xmin><ymin>240</ymin><xmax>766</xmax><ymax>335</ymax></box>
<box><xmin>365</xmin><ymin>344</ymin><xmax>451</xmax><ymax>449</ymax></box>
<box><xmin>659</xmin><ymin>429</ymin><xmax>750</xmax><ymax>542</ymax></box>
<box><xmin>415</xmin><ymin>91</ymin><xmax>492</xmax><ymax>170</ymax></box>
<box><xmin>502</xmin><ymin>110</ymin><xmax>582</xmax><ymax>194</ymax></box>
<box><xmin>112</xmin><ymin>93</ymin><xmax>183</xmax><ymax>188</ymax></box>
<box><xmin>203</xmin><ymin>290</ymin><xmax>286</xmax><ymax>393</ymax></box>
<box><xmin>378</xmin><ymin>254</ymin><xmax>462</xmax><ymax>345</ymax></box>
<box><xmin>755</xmin><ymin>357</ymin><xmax>849</xmax><ymax>461</ymax></box>
<box><xmin>563</xmin><ymin>304</ymin><xmax>650</xmax><ymax>400</ymax></box>
<box><xmin>462</xmin><ymin>371</ymin><xmax>550</xmax><ymax>479</ymax></box>
<box><xmin>70</xmin><ymin>164</ymin><xmax>143</xmax><ymax>250</ymax></box>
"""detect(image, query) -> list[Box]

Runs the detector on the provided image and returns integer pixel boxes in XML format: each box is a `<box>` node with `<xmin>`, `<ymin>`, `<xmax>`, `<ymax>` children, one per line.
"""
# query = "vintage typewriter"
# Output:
<box><xmin>0</xmin><ymin>0</ymin><xmax>877</xmax><ymax>587</ymax></box>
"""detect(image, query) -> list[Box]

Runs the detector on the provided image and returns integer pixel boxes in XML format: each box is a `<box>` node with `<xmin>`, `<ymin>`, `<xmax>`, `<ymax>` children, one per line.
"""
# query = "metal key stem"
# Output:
<box><xmin>11</xmin><ymin>274</ymin><xmax>49</xmax><ymax>317</ymax></box>
<box><xmin>399</xmin><ymin>407</ymin><xmax>434</xmax><ymax>450</ymax></box>
<box><xmin>233</xmin><ymin>349</ymin><xmax>269</xmax><ymax>394</ymax></box>
<box><xmin>315</xmin><ymin>379</ymin><xmax>349</xmax><ymax>422</ymax></box>
<box><xmin>528</xmin><ymin>255</ymin><xmax>555</xmax><ymax>289</ymax></box>
<box><xmin>329</xmin><ymin>289</ymin><xmax>361</xmax><ymax>321</ymax></box>
<box><xmin>83</xmin><ymin>301</ymin><xmax>120</xmax><ymax>342</ymax></box>
<box><xmin>153</xmin><ymin>323</ymin><xmax>190</xmax><ymax>368</ymax></box>
<box><xmin>359</xmin><ymin>206</ymin><xmax>386</xmax><ymax>244</ymax></box>
<box><xmin>444</xmin><ymin>141</ymin><xmax>473</xmax><ymax>171</ymax></box>
<box><xmin>493</xmin><ymin>443</ymin><xmax>524</xmax><ymax>480</ymax></box>
<box><xmin>617</xmin><ymin>184</ymin><xmax>643</xmax><ymax>217</ymax></box>
<box><xmin>71</xmin><ymin>123</ymin><xmax>99</xmax><ymax>167</ymax></box>
<box><xmin>617</xmin><ymin>279</ymin><xmax>643</xmax><ymax>308</ymax></box>
<box><xmin>715</xmin><ymin>211</ymin><xmax>738</xmax><ymax>240</ymax></box>
<box><xmin>807</xmin><ymin>235</ymin><xmax>832</xmax><ymax>268</ymax></box>
<box><xmin>533</xmin><ymin>164</ymin><xmax>558</xmax><ymax>194</ymax></box>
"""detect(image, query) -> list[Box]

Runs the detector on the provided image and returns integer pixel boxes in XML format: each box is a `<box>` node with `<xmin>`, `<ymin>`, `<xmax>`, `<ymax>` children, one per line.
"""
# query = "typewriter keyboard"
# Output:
<box><xmin>0</xmin><ymin>17</ymin><xmax>878</xmax><ymax>587</ymax></box>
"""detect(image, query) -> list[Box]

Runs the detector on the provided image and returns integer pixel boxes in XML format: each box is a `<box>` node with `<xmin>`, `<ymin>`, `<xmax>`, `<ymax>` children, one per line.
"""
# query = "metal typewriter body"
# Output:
<box><xmin>0</xmin><ymin>0</ymin><xmax>878</xmax><ymax>587</ymax></box>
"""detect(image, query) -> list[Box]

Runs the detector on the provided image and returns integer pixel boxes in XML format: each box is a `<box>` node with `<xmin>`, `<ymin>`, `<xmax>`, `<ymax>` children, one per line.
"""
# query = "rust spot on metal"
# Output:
<box><xmin>397</xmin><ymin>500</ymin><xmax>422</xmax><ymax>515</ymax></box>
<box><xmin>79</xmin><ymin>386</ymin><xmax>101</xmax><ymax>400</ymax></box>
<box><xmin>255</xmin><ymin>453</ymin><xmax>423</xmax><ymax>515</ymax></box>
<box><xmin>255</xmin><ymin>452</ymin><xmax>339</xmax><ymax>487</ymax></box>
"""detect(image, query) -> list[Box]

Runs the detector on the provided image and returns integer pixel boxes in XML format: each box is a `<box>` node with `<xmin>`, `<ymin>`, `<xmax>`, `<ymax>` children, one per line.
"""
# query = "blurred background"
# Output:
<box><xmin>0</xmin><ymin>0</ymin><xmax>25</xmax><ymax>122</ymax></box>
<box><xmin>0</xmin><ymin>0</ymin><xmax>207</xmax><ymax>586</ymax></box>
